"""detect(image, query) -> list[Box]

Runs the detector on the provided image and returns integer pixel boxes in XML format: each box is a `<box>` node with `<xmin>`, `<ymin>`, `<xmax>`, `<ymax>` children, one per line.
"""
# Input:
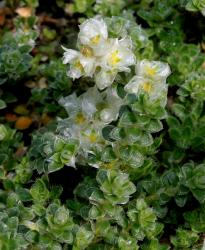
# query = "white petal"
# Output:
<box><xmin>95</xmin><ymin>70</ymin><xmax>117</xmax><ymax>90</ymax></box>
<box><xmin>78</xmin><ymin>17</ymin><xmax>108</xmax><ymax>46</ymax></box>
<box><xmin>149</xmin><ymin>82</ymin><xmax>168</xmax><ymax>101</ymax></box>
<box><xmin>123</xmin><ymin>52</ymin><xmax>136</xmax><ymax>66</ymax></box>
<box><xmin>58</xmin><ymin>93</ymin><xmax>80</xmax><ymax>115</ymax></box>
<box><xmin>92</xmin><ymin>40</ymin><xmax>111</xmax><ymax>56</ymax></box>
<box><xmin>68</xmin><ymin>67</ymin><xmax>82</xmax><ymax>79</ymax></box>
<box><xmin>119</xmin><ymin>37</ymin><xmax>133</xmax><ymax>49</ymax></box>
<box><xmin>81</xmin><ymin>87</ymin><xmax>101</xmax><ymax>116</ymax></box>
<box><xmin>136</xmin><ymin>60</ymin><xmax>171</xmax><ymax>81</ymax></box>
<box><xmin>124</xmin><ymin>76</ymin><xmax>142</xmax><ymax>94</ymax></box>
<box><xmin>65</xmin><ymin>155</ymin><xmax>76</xmax><ymax>168</ymax></box>
<box><xmin>99</xmin><ymin>38</ymin><xmax>135</xmax><ymax>72</ymax></box>
<box><xmin>62</xmin><ymin>47</ymin><xmax>79</xmax><ymax>64</ymax></box>
<box><xmin>100</xmin><ymin>108</ymin><xmax>118</xmax><ymax>123</ymax></box>
<box><xmin>79</xmin><ymin>57</ymin><xmax>96</xmax><ymax>77</ymax></box>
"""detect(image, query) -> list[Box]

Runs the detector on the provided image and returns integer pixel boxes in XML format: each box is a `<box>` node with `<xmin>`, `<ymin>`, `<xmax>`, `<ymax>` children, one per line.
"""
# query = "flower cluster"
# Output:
<box><xmin>58</xmin><ymin>86</ymin><xmax>123</xmax><ymax>159</ymax></box>
<box><xmin>61</xmin><ymin>17</ymin><xmax>171</xmax><ymax>170</ymax></box>
<box><xmin>63</xmin><ymin>17</ymin><xmax>170</xmax><ymax>102</ymax></box>
<box><xmin>62</xmin><ymin>16</ymin><xmax>135</xmax><ymax>89</ymax></box>
<box><xmin>125</xmin><ymin>59</ymin><xmax>171</xmax><ymax>104</ymax></box>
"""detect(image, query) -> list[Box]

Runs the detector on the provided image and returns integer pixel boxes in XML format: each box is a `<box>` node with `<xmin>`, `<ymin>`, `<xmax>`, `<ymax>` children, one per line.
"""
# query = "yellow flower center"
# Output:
<box><xmin>87</xmin><ymin>132</ymin><xmax>98</xmax><ymax>143</ymax></box>
<box><xmin>90</xmin><ymin>35</ymin><xmax>100</xmax><ymax>45</ymax></box>
<box><xmin>80</xmin><ymin>46</ymin><xmax>93</xmax><ymax>57</ymax></box>
<box><xmin>74</xmin><ymin>60</ymin><xmax>84</xmax><ymax>72</ymax></box>
<box><xmin>109</xmin><ymin>50</ymin><xmax>121</xmax><ymax>66</ymax></box>
<box><xmin>142</xmin><ymin>82</ymin><xmax>152</xmax><ymax>93</ymax></box>
<box><xmin>144</xmin><ymin>66</ymin><xmax>156</xmax><ymax>77</ymax></box>
<box><xmin>75</xmin><ymin>113</ymin><xmax>86</xmax><ymax>124</ymax></box>
<box><xmin>103</xmin><ymin>161</ymin><xmax>116</xmax><ymax>169</ymax></box>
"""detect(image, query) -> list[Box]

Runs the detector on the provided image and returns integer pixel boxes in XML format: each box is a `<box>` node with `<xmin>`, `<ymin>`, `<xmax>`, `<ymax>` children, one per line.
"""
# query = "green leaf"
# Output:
<box><xmin>0</xmin><ymin>99</ymin><xmax>6</xmax><ymax>109</ymax></box>
<box><xmin>16</xmin><ymin>187</ymin><xmax>32</xmax><ymax>202</ymax></box>
<box><xmin>30</xmin><ymin>179</ymin><xmax>50</xmax><ymax>203</ymax></box>
<box><xmin>171</xmin><ymin>229</ymin><xmax>199</xmax><ymax>248</ymax></box>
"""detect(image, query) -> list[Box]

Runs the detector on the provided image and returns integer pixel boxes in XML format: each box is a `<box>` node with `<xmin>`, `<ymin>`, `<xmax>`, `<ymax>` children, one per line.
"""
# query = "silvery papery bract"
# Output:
<box><xmin>62</xmin><ymin>16</ymin><xmax>136</xmax><ymax>90</ymax></box>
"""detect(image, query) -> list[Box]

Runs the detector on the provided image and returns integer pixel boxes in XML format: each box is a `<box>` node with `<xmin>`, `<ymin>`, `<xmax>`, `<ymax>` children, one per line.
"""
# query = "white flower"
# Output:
<box><xmin>124</xmin><ymin>59</ymin><xmax>170</xmax><ymax>104</ymax></box>
<box><xmin>94</xmin><ymin>38</ymin><xmax>135</xmax><ymax>89</ymax></box>
<box><xmin>58</xmin><ymin>86</ymin><xmax>123</xmax><ymax>158</ymax></box>
<box><xmin>58</xmin><ymin>93</ymin><xmax>89</xmax><ymax>142</ymax></box>
<box><xmin>124</xmin><ymin>75</ymin><xmax>167</xmax><ymax>102</ymax></box>
<box><xmin>136</xmin><ymin>59</ymin><xmax>171</xmax><ymax>82</ymax></box>
<box><xmin>62</xmin><ymin>46</ymin><xmax>96</xmax><ymax>79</ymax></box>
<box><xmin>62</xmin><ymin>17</ymin><xmax>136</xmax><ymax>89</ymax></box>
<box><xmin>74</xmin><ymin>121</ymin><xmax>106</xmax><ymax>159</ymax></box>
<box><xmin>100</xmin><ymin>87</ymin><xmax>123</xmax><ymax>123</ymax></box>
<box><xmin>81</xmin><ymin>126</ymin><xmax>104</xmax><ymax>147</ymax></box>
<box><xmin>58</xmin><ymin>87</ymin><xmax>124</xmax><ymax>162</ymax></box>
<box><xmin>78</xmin><ymin>16</ymin><xmax>108</xmax><ymax>49</ymax></box>
<box><xmin>59</xmin><ymin>92</ymin><xmax>81</xmax><ymax>116</ymax></box>
<box><xmin>62</xmin><ymin>47</ymin><xmax>79</xmax><ymax>64</ymax></box>
<box><xmin>58</xmin><ymin>119</ymin><xmax>105</xmax><ymax>158</ymax></box>
<box><xmin>81</xmin><ymin>87</ymin><xmax>103</xmax><ymax>118</ymax></box>
<box><xmin>125</xmin><ymin>76</ymin><xmax>150</xmax><ymax>95</ymax></box>
<box><xmin>58</xmin><ymin>87</ymin><xmax>103</xmax><ymax>131</ymax></box>
<box><xmin>95</xmin><ymin>69</ymin><xmax>117</xmax><ymax>90</ymax></box>
<box><xmin>100</xmin><ymin>37</ymin><xmax>135</xmax><ymax>72</ymax></box>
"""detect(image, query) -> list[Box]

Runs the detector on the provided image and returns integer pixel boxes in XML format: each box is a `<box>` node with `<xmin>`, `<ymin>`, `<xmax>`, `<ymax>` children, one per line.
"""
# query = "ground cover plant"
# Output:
<box><xmin>0</xmin><ymin>0</ymin><xmax>205</xmax><ymax>249</ymax></box>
